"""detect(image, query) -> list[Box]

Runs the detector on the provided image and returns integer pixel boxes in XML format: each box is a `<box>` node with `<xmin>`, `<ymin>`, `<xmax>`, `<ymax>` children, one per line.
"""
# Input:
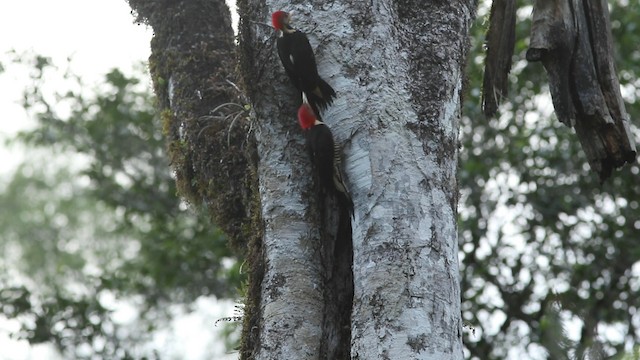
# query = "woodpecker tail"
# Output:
<box><xmin>335</xmin><ymin>197</ymin><xmax>353</xmax><ymax>258</ymax></box>
<box><xmin>337</xmin><ymin>184</ymin><xmax>354</xmax><ymax>219</ymax></box>
<box><xmin>317</xmin><ymin>78</ymin><xmax>337</xmax><ymax>106</ymax></box>
<box><xmin>332</xmin><ymin>143</ymin><xmax>354</xmax><ymax>219</ymax></box>
<box><xmin>304</xmin><ymin>78</ymin><xmax>336</xmax><ymax>115</ymax></box>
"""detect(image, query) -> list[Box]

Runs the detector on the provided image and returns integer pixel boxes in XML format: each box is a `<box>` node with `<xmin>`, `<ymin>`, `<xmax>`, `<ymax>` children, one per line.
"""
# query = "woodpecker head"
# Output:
<box><xmin>271</xmin><ymin>11</ymin><xmax>292</xmax><ymax>31</ymax></box>
<box><xmin>297</xmin><ymin>103</ymin><xmax>319</xmax><ymax>130</ymax></box>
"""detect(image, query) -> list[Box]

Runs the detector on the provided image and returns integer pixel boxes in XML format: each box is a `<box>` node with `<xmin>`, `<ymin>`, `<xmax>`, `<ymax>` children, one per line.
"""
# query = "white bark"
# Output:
<box><xmin>314</xmin><ymin>2</ymin><xmax>472</xmax><ymax>358</ymax></box>
<box><xmin>242</xmin><ymin>2</ymin><xmax>325</xmax><ymax>359</ymax></box>
<box><xmin>242</xmin><ymin>1</ymin><xmax>474</xmax><ymax>359</ymax></box>
<box><xmin>254</xmin><ymin>115</ymin><xmax>325</xmax><ymax>359</ymax></box>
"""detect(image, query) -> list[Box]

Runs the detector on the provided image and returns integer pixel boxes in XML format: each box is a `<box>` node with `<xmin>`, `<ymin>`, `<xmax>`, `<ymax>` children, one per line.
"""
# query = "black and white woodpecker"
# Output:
<box><xmin>272</xmin><ymin>10</ymin><xmax>337</xmax><ymax>116</ymax></box>
<box><xmin>297</xmin><ymin>102</ymin><xmax>354</xmax><ymax>217</ymax></box>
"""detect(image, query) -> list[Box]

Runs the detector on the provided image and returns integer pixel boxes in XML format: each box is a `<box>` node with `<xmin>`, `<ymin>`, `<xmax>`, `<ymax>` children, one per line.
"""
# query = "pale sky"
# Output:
<box><xmin>0</xmin><ymin>1</ymin><xmax>237</xmax><ymax>359</ymax></box>
<box><xmin>0</xmin><ymin>0</ymin><xmax>153</xmax><ymax>174</ymax></box>
<box><xmin>0</xmin><ymin>0</ymin><xmax>152</xmax><ymax>76</ymax></box>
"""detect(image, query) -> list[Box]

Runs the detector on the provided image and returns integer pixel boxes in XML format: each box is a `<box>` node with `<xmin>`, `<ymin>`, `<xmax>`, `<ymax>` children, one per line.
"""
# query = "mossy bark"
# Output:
<box><xmin>126</xmin><ymin>0</ymin><xmax>258</xmax><ymax>251</ymax></box>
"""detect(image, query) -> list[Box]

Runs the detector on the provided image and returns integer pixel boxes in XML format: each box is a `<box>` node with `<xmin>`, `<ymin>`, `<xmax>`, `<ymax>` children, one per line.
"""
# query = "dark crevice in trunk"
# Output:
<box><xmin>319</xmin><ymin>195</ymin><xmax>354</xmax><ymax>360</ymax></box>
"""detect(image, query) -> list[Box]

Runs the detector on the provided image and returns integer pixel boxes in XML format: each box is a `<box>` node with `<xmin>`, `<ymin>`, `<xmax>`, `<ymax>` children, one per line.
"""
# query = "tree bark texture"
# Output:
<box><xmin>240</xmin><ymin>1</ymin><xmax>474</xmax><ymax>359</ymax></box>
<box><xmin>130</xmin><ymin>0</ymin><xmax>474</xmax><ymax>358</ymax></box>
<box><xmin>126</xmin><ymin>0</ymin><xmax>257</xmax><ymax>251</ymax></box>
<box><xmin>237</xmin><ymin>1</ymin><xmax>325</xmax><ymax>359</ymax></box>
<box><xmin>526</xmin><ymin>0</ymin><xmax>637</xmax><ymax>181</ymax></box>
<box><xmin>347</xmin><ymin>2</ymin><xmax>473</xmax><ymax>359</ymax></box>
<box><xmin>125</xmin><ymin>0</ymin><xmax>267</xmax><ymax>355</ymax></box>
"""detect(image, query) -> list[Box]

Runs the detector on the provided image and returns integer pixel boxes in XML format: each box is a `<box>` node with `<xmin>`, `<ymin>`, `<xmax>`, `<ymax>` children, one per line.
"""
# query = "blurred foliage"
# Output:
<box><xmin>461</xmin><ymin>0</ymin><xmax>640</xmax><ymax>359</ymax></box>
<box><xmin>0</xmin><ymin>55</ymin><xmax>242</xmax><ymax>358</ymax></box>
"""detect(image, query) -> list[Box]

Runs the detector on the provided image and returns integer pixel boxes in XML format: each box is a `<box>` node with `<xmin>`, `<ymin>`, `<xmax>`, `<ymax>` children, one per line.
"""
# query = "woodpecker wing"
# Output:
<box><xmin>277</xmin><ymin>31</ymin><xmax>316</xmax><ymax>91</ymax></box>
<box><xmin>307</xmin><ymin>124</ymin><xmax>354</xmax><ymax>217</ymax></box>
<box><xmin>278</xmin><ymin>31</ymin><xmax>336</xmax><ymax>112</ymax></box>
<box><xmin>277</xmin><ymin>35</ymin><xmax>300</xmax><ymax>90</ymax></box>
<box><xmin>307</xmin><ymin>123</ymin><xmax>335</xmax><ymax>193</ymax></box>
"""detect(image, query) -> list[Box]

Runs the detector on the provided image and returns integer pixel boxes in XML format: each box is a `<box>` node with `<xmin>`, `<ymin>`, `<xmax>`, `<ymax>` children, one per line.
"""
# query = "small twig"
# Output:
<box><xmin>225</xmin><ymin>79</ymin><xmax>242</xmax><ymax>94</ymax></box>
<box><xmin>238</xmin><ymin>259</ymin><xmax>247</xmax><ymax>275</ymax></box>
<box><xmin>211</xmin><ymin>102</ymin><xmax>245</xmax><ymax>116</ymax></box>
<box><xmin>227</xmin><ymin>110</ymin><xmax>246</xmax><ymax>147</ymax></box>
<box><xmin>249</xmin><ymin>20</ymin><xmax>275</xmax><ymax>29</ymax></box>
<box><xmin>215</xmin><ymin>316</ymin><xmax>243</xmax><ymax>326</ymax></box>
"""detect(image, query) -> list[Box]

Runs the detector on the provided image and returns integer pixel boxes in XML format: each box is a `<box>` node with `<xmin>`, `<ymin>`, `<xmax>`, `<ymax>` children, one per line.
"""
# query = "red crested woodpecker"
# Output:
<box><xmin>297</xmin><ymin>103</ymin><xmax>354</xmax><ymax>217</ymax></box>
<box><xmin>272</xmin><ymin>10</ymin><xmax>337</xmax><ymax>115</ymax></box>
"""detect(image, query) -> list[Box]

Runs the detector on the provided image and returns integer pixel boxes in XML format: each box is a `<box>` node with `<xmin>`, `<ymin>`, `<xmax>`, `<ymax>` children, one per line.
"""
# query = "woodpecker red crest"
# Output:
<box><xmin>271</xmin><ymin>11</ymin><xmax>289</xmax><ymax>30</ymax></box>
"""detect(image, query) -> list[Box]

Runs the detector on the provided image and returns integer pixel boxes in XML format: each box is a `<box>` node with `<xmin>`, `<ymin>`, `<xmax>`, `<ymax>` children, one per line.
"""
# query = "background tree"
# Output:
<box><xmin>0</xmin><ymin>55</ymin><xmax>240</xmax><ymax>358</ymax></box>
<box><xmin>460</xmin><ymin>1</ymin><xmax>640</xmax><ymax>358</ymax></box>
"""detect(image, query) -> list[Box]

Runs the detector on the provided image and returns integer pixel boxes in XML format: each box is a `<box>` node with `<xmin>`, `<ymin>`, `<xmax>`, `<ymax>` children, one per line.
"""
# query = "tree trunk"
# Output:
<box><xmin>237</xmin><ymin>1</ymin><xmax>325</xmax><ymax>358</ymax></box>
<box><xmin>239</xmin><ymin>1</ymin><xmax>474</xmax><ymax>359</ymax></box>
<box><xmin>129</xmin><ymin>0</ymin><xmax>475</xmax><ymax>358</ymax></box>
<box><xmin>346</xmin><ymin>2</ymin><xmax>473</xmax><ymax>358</ymax></box>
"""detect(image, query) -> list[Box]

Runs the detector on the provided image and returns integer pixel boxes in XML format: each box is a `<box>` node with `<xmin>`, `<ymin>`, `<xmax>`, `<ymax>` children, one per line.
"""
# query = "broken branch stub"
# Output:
<box><xmin>527</xmin><ymin>0</ymin><xmax>636</xmax><ymax>181</ymax></box>
<box><xmin>482</xmin><ymin>0</ymin><xmax>516</xmax><ymax>117</ymax></box>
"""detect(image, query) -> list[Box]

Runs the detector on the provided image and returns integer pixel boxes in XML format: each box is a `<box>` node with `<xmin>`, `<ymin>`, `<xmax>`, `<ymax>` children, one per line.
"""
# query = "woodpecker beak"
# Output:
<box><xmin>288</xmin><ymin>12</ymin><xmax>293</xmax><ymax>24</ymax></box>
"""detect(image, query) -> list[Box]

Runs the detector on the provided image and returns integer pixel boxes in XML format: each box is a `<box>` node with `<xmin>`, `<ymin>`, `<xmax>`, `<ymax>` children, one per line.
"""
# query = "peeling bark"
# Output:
<box><xmin>482</xmin><ymin>0</ymin><xmax>637</xmax><ymax>181</ymax></box>
<box><xmin>527</xmin><ymin>0</ymin><xmax>577</xmax><ymax>125</ymax></box>
<box><xmin>526</xmin><ymin>0</ymin><xmax>636</xmax><ymax>181</ymax></box>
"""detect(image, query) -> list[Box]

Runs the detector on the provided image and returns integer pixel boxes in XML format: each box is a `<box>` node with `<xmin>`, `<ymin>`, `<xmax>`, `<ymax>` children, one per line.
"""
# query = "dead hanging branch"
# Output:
<box><xmin>482</xmin><ymin>0</ymin><xmax>516</xmax><ymax>117</ymax></box>
<box><xmin>483</xmin><ymin>0</ymin><xmax>637</xmax><ymax>182</ymax></box>
<box><xmin>526</xmin><ymin>0</ymin><xmax>636</xmax><ymax>181</ymax></box>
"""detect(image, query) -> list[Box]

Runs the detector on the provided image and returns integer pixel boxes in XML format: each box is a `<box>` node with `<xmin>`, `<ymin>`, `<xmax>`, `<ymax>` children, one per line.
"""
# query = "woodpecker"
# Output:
<box><xmin>297</xmin><ymin>103</ymin><xmax>354</xmax><ymax>217</ymax></box>
<box><xmin>272</xmin><ymin>10</ymin><xmax>337</xmax><ymax>115</ymax></box>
